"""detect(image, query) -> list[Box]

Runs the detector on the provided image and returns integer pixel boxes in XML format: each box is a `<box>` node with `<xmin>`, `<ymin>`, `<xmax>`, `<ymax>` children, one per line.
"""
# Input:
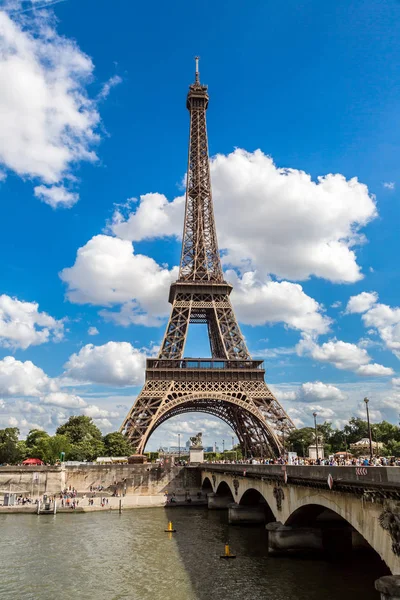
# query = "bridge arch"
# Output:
<box><xmin>140</xmin><ymin>393</ymin><xmax>282</xmax><ymax>456</ymax></box>
<box><xmin>215</xmin><ymin>480</ymin><xmax>235</xmax><ymax>501</ymax></box>
<box><xmin>285</xmin><ymin>497</ymin><xmax>388</xmax><ymax>564</ymax></box>
<box><xmin>239</xmin><ymin>488</ymin><xmax>276</xmax><ymax>523</ymax></box>
<box><xmin>201</xmin><ymin>477</ymin><xmax>213</xmax><ymax>492</ymax></box>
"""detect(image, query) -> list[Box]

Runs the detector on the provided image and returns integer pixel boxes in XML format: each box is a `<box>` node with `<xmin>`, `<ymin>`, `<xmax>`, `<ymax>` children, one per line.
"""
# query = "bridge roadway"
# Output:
<box><xmin>200</xmin><ymin>463</ymin><xmax>400</xmax><ymax>578</ymax></box>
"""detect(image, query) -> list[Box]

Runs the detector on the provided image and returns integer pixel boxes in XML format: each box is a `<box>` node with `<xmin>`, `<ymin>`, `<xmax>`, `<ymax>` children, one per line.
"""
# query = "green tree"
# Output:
<box><xmin>25</xmin><ymin>429</ymin><xmax>50</xmax><ymax>460</ymax></box>
<box><xmin>343</xmin><ymin>417</ymin><xmax>369</xmax><ymax>444</ymax></box>
<box><xmin>287</xmin><ymin>427</ymin><xmax>314</xmax><ymax>456</ymax></box>
<box><xmin>57</xmin><ymin>416</ymin><xmax>104</xmax><ymax>461</ymax></box>
<box><xmin>45</xmin><ymin>435</ymin><xmax>71</xmax><ymax>464</ymax></box>
<box><xmin>0</xmin><ymin>428</ymin><xmax>24</xmax><ymax>464</ymax></box>
<box><xmin>103</xmin><ymin>432</ymin><xmax>132</xmax><ymax>457</ymax></box>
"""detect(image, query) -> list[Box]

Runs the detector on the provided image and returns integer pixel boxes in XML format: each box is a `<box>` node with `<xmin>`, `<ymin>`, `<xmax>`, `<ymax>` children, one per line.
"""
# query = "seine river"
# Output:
<box><xmin>0</xmin><ymin>508</ymin><xmax>385</xmax><ymax>599</ymax></box>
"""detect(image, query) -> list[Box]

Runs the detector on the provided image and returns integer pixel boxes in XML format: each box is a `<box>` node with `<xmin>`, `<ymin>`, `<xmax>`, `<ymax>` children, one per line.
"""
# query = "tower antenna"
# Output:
<box><xmin>195</xmin><ymin>56</ymin><xmax>200</xmax><ymax>83</ymax></box>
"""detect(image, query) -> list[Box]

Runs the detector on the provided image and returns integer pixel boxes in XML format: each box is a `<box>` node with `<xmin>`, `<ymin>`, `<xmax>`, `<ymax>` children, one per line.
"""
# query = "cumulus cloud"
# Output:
<box><xmin>88</xmin><ymin>326</ymin><xmax>99</xmax><ymax>336</ymax></box>
<box><xmin>297</xmin><ymin>336</ymin><xmax>393</xmax><ymax>376</ymax></box>
<box><xmin>346</xmin><ymin>291</ymin><xmax>378</xmax><ymax>314</ymax></box>
<box><xmin>228</xmin><ymin>270</ymin><xmax>330</xmax><ymax>334</ymax></box>
<box><xmin>0</xmin><ymin>294</ymin><xmax>64</xmax><ymax>349</ymax></box>
<box><xmin>34</xmin><ymin>185</ymin><xmax>79</xmax><ymax>208</ymax></box>
<box><xmin>111</xmin><ymin>149</ymin><xmax>377</xmax><ymax>283</ymax></box>
<box><xmin>362</xmin><ymin>303</ymin><xmax>400</xmax><ymax>359</ymax></box>
<box><xmin>82</xmin><ymin>404</ymin><xmax>119</xmax><ymax>419</ymax></box>
<box><xmin>296</xmin><ymin>381</ymin><xmax>347</xmax><ymax>403</ymax></box>
<box><xmin>383</xmin><ymin>182</ymin><xmax>395</xmax><ymax>190</ymax></box>
<box><xmin>41</xmin><ymin>392</ymin><xmax>87</xmax><ymax>408</ymax></box>
<box><xmin>0</xmin><ymin>356</ymin><xmax>56</xmax><ymax>396</ymax></box>
<box><xmin>0</xmin><ymin>7</ymin><xmax>100</xmax><ymax>202</ymax></box>
<box><xmin>60</xmin><ymin>235</ymin><xmax>178</xmax><ymax>326</ymax></box>
<box><xmin>343</xmin><ymin>292</ymin><xmax>400</xmax><ymax>361</ymax></box>
<box><xmin>63</xmin><ymin>341</ymin><xmax>147</xmax><ymax>386</ymax></box>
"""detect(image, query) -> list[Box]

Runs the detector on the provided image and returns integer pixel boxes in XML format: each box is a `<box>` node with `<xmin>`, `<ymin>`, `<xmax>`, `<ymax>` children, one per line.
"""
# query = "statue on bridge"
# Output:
<box><xmin>190</xmin><ymin>432</ymin><xmax>203</xmax><ymax>448</ymax></box>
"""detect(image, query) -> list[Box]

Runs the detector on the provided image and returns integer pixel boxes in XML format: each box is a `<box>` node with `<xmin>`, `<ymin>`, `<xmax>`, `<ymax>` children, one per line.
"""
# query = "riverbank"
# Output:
<box><xmin>0</xmin><ymin>492</ymin><xmax>208</xmax><ymax>514</ymax></box>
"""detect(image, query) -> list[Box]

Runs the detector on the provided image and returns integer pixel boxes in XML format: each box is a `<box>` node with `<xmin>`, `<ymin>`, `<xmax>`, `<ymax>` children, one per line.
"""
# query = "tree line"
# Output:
<box><xmin>287</xmin><ymin>417</ymin><xmax>400</xmax><ymax>457</ymax></box>
<box><xmin>1</xmin><ymin>415</ymin><xmax>399</xmax><ymax>465</ymax></box>
<box><xmin>0</xmin><ymin>416</ymin><xmax>133</xmax><ymax>465</ymax></box>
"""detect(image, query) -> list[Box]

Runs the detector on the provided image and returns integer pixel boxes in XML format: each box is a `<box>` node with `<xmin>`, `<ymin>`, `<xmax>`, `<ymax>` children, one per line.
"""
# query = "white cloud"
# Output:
<box><xmin>331</xmin><ymin>301</ymin><xmax>342</xmax><ymax>309</ymax></box>
<box><xmin>297</xmin><ymin>336</ymin><xmax>393</xmax><ymax>376</ymax></box>
<box><xmin>97</xmin><ymin>74</ymin><xmax>122</xmax><ymax>100</ymax></box>
<box><xmin>34</xmin><ymin>185</ymin><xmax>79</xmax><ymax>208</ymax></box>
<box><xmin>391</xmin><ymin>378</ymin><xmax>400</xmax><ymax>387</ymax></box>
<box><xmin>362</xmin><ymin>303</ymin><xmax>400</xmax><ymax>359</ymax></box>
<box><xmin>306</xmin><ymin>405</ymin><xmax>335</xmax><ymax>419</ymax></box>
<box><xmin>41</xmin><ymin>391</ymin><xmax>87</xmax><ymax>408</ymax></box>
<box><xmin>356</xmin><ymin>363</ymin><xmax>394</xmax><ymax>376</ymax></box>
<box><xmin>260</xmin><ymin>346</ymin><xmax>296</xmax><ymax>359</ymax></box>
<box><xmin>111</xmin><ymin>193</ymin><xmax>185</xmax><ymax>241</ymax></box>
<box><xmin>383</xmin><ymin>182</ymin><xmax>395</xmax><ymax>190</ymax></box>
<box><xmin>111</xmin><ymin>149</ymin><xmax>377</xmax><ymax>283</ymax></box>
<box><xmin>60</xmin><ymin>234</ymin><xmax>178</xmax><ymax>326</ymax></box>
<box><xmin>0</xmin><ymin>8</ymin><xmax>100</xmax><ymax>201</ymax></box>
<box><xmin>82</xmin><ymin>404</ymin><xmax>119</xmax><ymax>419</ymax></box>
<box><xmin>0</xmin><ymin>294</ymin><xmax>64</xmax><ymax>349</ymax></box>
<box><xmin>88</xmin><ymin>326</ymin><xmax>99</xmax><ymax>336</ymax></box>
<box><xmin>345</xmin><ymin>291</ymin><xmax>378</xmax><ymax>314</ymax></box>
<box><xmin>296</xmin><ymin>381</ymin><xmax>347</xmax><ymax>403</ymax></box>
<box><xmin>63</xmin><ymin>341</ymin><xmax>147</xmax><ymax>386</ymax></box>
<box><xmin>228</xmin><ymin>270</ymin><xmax>330</xmax><ymax>334</ymax></box>
<box><xmin>0</xmin><ymin>356</ymin><xmax>56</xmax><ymax>396</ymax></box>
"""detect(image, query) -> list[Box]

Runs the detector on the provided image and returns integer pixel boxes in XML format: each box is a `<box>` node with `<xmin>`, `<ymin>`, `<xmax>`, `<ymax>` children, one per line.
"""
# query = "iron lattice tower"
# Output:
<box><xmin>121</xmin><ymin>59</ymin><xmax>294</xmax><ymax>456</ymax></box>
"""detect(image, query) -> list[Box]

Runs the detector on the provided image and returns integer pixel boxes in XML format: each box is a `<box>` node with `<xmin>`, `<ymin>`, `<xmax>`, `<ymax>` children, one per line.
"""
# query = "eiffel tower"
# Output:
<box><xmin>121</xmin><ymin>58</ymin><xmax>294</xmax><ymax>457</ymax></box>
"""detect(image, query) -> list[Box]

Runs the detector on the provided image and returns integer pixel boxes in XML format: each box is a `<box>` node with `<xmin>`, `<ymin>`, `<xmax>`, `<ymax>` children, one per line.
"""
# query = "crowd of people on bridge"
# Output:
<box><xmin>206</xmin><ymin>455</ymin><xmax>400</xmax><ymax>466</ymax></box>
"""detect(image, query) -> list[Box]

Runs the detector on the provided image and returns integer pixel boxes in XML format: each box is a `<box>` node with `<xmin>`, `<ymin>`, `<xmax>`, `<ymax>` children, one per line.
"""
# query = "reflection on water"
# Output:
<box><xmin>0</xmin><ymin>508</ymin><xmax>385</xmax><ymax>600</ymax></box>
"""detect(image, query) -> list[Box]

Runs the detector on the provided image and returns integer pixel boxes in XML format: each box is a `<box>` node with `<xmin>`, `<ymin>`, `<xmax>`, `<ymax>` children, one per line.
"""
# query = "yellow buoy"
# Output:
<box><xmin>164</xmin><ymin>520</ymin><xmax>176</xmax><ymax>533</ymax></box>
<box><xmin>220</xmin><ymin>543</ymin><xmax>236</xmax><ymax>559</ymax></box>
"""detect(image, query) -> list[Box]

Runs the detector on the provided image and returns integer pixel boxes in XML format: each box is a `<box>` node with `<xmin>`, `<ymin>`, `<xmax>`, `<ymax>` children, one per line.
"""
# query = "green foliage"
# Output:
<box><xmin>287</xmin><ymin>427</ymin><xmax>315</xmax><ymax>456</ymax></box>
<box><xmin>343</xmin><ymin>417</ymin><xmax>369</xmax><ymax>444</ymax></box>
<box><xmin>103</xmin><ymin>432</ymin><xmax>132</xmax><ymax>457</ymax></box>
<box><xmin>145</xmin><ymin>452</ymin><xmax>159</xmax><ymax>462</ymax></box>
<box><xmin>0</xmin><ymin>428</ymin><xmax>24</xmax><ymax>464</ymax></box>
<box><xmin>56</xmin><ymin>416</ymin><xmax>103</xmax><ymax>444</ymax></box>
<box><xmin>56</xmin><ymin>416</ymin><xmax>104</xmax><ymax>461</ymax></box>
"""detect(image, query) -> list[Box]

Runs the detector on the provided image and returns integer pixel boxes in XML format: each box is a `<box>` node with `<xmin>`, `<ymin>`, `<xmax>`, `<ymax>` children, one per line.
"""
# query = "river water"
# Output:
<box><xmin>0</xmin><ymin>508</ymin><xmax>385</xmax><ymax>600</ymax></box>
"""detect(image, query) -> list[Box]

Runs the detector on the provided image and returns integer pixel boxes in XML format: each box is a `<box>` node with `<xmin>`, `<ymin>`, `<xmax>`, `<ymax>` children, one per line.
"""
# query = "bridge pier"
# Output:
<box><xmin>228</xmin><ymin>503</ymin><xmax>266</xmax><ymax>525</ymax></box>
<box><xmin>266</xmin><ymin>522</ymin><xmax>355</xmax><ymax>557</ymax></box>
<box><xmin>207</xmin><ymin>493</ymin><xmax>232</xmax><ymax>509</ymax></box>
<box><xmin>375</xmin><ymin>576</ymin><xmax>400</xmax><ymax>599</ymax></box>
<box><xmin>266</xmin><ymin>522</ymin><xmax>323</xmax><ymax>555</ymax></box>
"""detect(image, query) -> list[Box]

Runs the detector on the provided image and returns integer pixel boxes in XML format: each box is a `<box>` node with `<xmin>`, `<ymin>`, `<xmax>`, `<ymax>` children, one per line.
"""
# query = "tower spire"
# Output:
<box><xmin>180</xmin><ymin>57</ymin><xmax>222</xmax><ymax>282</ymax></box>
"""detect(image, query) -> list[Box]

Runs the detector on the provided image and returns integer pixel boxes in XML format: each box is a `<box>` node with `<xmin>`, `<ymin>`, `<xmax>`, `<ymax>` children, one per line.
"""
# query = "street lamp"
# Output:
<box><xmin>313</xmin><ymin>412</ymin><xmax>319</xmax><ymax>462</ymax></box>
<box><xmin>364</xmin><ymin>397</ymin><xmax>373</xmax><ymax>462</ymax></box>
<box><xmin>222</xmin><ymin>439</ymin><xmax>225</xmax><ymax>455</ymax></box>
<box><xmin>178</xmin><ymin>433</ymin><xmax>181</xmax><ymax>461</ymax></box>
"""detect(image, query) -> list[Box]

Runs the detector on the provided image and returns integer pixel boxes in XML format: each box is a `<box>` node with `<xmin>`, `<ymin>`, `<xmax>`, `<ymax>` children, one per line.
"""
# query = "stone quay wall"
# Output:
<box><xmin>0</xmin><ymin>464</ymin><xmax>201</xmax><ymax>498</ymax></box>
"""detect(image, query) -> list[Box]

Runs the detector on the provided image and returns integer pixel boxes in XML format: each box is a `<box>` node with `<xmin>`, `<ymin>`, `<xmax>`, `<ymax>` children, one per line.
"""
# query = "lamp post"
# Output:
<box><xmin>178</xmin><ymin>433</ymin><xmax>181</xmax><ymax>461</ymax></box>
<box><xmin>313</xmin><ymin>412</ymin><xmax>319</xmax><ymax>462</ymax></box>
<box><xmin>364</xmin><ymin>397</ymin><xmax>373</xmax><ymax>462</ymax></box>
<box><xmin>222</xmin><ymin>439</ymin><xmax>225</xmax><ymax>455</ymax></box>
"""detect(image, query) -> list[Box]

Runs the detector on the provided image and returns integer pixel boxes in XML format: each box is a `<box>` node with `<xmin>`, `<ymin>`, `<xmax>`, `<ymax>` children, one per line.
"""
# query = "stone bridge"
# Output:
<box><xmin>201</xmin><ymin>464</ymin><xmax>400</xmax><ymax>575</ymax></box>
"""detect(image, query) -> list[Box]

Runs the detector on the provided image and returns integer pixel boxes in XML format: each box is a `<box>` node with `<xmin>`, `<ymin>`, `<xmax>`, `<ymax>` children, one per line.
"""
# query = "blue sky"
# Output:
<box><xmin>0</xmin><ymin>0</ymin><xmax>399</xmax><ymax>450</ymax></box>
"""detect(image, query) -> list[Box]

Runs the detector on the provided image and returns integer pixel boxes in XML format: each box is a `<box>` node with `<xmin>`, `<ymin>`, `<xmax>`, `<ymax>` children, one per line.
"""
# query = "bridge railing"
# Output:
<box><xmin>201</xmin><ymin>463</ymin><xmax>400</xmax><ymax>490</ymax></box>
